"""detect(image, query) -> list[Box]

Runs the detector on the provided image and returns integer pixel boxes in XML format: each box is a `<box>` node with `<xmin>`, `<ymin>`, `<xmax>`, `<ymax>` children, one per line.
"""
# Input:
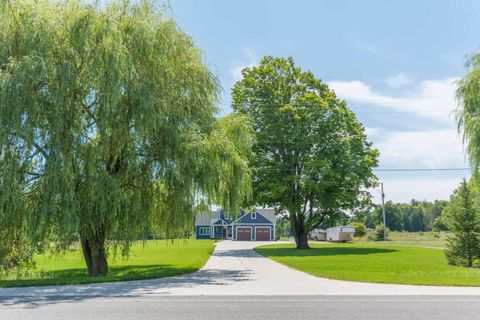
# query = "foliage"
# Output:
<box><xmin>355</xmin><ymin>199</ymin><xmax>448</xmax><ymax>232</ymax></box>
<box><xmin>232</xmin><ymin>56</ymin><xmax>378</xmax><ymax>249</ymax></box>
<box><xmin>350</xmin><ymin>221</ymin><xmax>366</xmax><ymax>237</ymax></box>
<box><xmin>275</xmin><ymin>214</ymin><xmax>292</xmax><ymax>239</ymax></box>
<box><xmin>433</xmin><ymin>214</ymin><xmax>449</xmax><ymax>231</ymax></box>
<box><xmin>368</xmin><ymin>224</ymin><xmax>389</xmax><ymax>241</ymax></box>
<box><xmin>0</xmin><ymin>0</ymin><xmax>252</xmax><ymax>275</ymax></box>
<box><xmin>444</xmin><ymin>179</ymin><xmax>480</xmax><ymax>267</ymax></box>
<box><xmin>456</xmin><ymin>54</ymin><xmax>480</xmax><ymax>171</ymax></box>
<box><xmin>255</xmin><ymin>243</ymin><xmax>480</xmax><ymax>286</ymax></box>
<box><xmin>0</xmin><ymin>234</ymin><xmax>33</xmax><ymax>275</ymax></box>
<box><xmin>0</xmin><ymin>239</ymin><xmax>214</xmax><ymax>287</ymax></box>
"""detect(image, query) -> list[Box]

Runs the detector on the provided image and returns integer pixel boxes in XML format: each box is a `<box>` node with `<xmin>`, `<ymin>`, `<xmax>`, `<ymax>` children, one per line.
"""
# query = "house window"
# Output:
<box><xmin>251</xmin><ymin>212</ymin><xmax>256</xmax><ymax>219</ymax></box>
<box><xmin>198</xmin><ymin>227</ymin><xmax>210</xmax><ymax>235</ymax></box>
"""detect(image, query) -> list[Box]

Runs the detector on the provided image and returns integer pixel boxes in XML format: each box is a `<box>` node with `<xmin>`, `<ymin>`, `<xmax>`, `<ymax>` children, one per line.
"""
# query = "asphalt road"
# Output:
<box><xmin>2</xmin><ymin>296</ymin><xmax>480</xmax><ymax>320</ymax></box>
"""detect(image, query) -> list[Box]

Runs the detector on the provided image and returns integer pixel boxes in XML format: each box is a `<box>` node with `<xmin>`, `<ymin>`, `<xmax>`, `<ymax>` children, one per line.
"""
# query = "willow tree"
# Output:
<box><xmin>232</xmin><ymin>56</ymin><xmax>378</xmax><ymax>249</ymax></box>
<box><xmin>457</xmin><ymin>54</ymin><xmax>480</xmax><ymax>170</ymax></box>
<box><xmin>0</xmin><ymin>0</ymin><xmax>252</xmax><ymax>276</ymax></box>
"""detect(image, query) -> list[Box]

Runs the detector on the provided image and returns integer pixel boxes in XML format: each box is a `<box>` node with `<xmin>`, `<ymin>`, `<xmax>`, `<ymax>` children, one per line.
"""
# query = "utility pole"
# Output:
<box><xmin>381</xmin><ymin>182</ymin><xmax>387</xmax><ymax>241</ymax></box>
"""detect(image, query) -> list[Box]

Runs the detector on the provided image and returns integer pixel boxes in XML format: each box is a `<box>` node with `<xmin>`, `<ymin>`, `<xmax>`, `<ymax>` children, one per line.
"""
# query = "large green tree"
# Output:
<box><xmin>0</xmin><ymin>0</ymin><xmax>252</xmax><ymax>276</ymax></box>
<box><xmin>232</xmin><ymin>56</ymin><xmax>378</xmax><ymax>249</ymax></box>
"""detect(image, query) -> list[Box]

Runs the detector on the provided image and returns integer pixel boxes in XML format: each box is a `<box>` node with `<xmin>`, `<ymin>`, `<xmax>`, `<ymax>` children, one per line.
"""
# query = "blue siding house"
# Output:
<box><xmin>194</xmin><ymin>209</ymin><xmax>276</xmax><ymax>241</ymax></box>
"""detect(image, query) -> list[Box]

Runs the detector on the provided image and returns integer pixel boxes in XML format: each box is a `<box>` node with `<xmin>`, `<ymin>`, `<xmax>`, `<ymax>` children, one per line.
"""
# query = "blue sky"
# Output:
<box><xmin>171</xmin><ymin>0</ymin><xmax>480</xmax><ymax>203</ymax></box>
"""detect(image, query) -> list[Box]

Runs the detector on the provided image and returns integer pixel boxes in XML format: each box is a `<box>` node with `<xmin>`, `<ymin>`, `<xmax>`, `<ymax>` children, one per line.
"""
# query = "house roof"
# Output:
<box><xmin>212</xmin><ymin>218</ymin><xmax>227</xmax><ymax>225</ymax></box>
<box><xmin>195</xmin><ymin>210</ymin><xmax>221</xmax><ymax>226</ymax></box>
<box><xmin>254</xmin><ymin>209</ymin><xmax>276</xmax><ymax>224</ymax></box>
<box><xmin>195</xmin><ymin>208</ymin><xmax>276</xmax><ymax>226</ymax></box>
<box><xmin>232</xmin><ymin>208</ymin><xmax>276</xmax><ymax>224</ymax></box>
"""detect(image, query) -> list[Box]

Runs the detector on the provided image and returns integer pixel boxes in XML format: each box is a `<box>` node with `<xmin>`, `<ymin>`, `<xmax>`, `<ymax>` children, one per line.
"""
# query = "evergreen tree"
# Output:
<box><xmin>445</xmin><ymin>179</ymin><xmax>480</xmax><ymax>267</ymax></box>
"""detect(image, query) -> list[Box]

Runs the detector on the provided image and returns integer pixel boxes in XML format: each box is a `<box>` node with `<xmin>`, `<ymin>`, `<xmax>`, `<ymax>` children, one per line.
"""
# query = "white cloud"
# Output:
<box><xmin>375</xmin><ymin>129</ymin><xmax>466</xmax><ymax>169</ymax></box>
<box><xmin>229</xmin><ymin>50</ymin><xmax>258</xmax><ymax>83</ymax></box>
<box><xmin>385</xmin><ymin>73</ymin><xmax>413</xmax><ymax>88</ymax></box>
<box><xmin>329</xmin><ymin>76</ymin><xmax>469</xmax><ymax>202</ymax></box>
<box><xmin>372</xmin><ymin>128</ymin><xmax>470</xmax><ymax>202</ymax></box>
<box><xmin>369</xmin><ymin>129</ymin><xmax>468</xmax><ymax>202</ymax></box>
<box><xmin>364</xmin><ymin>127</ymin><xmax>382</xmax><ymax>138</ymax></box>
<box><xmin>328</xmin><ymin>77</ymin><xmax>458</xmax><ymax>123</ymax></box>
<box><xmin>370</xmin><ymin>177</ymin><xmax>464</xmax><ymax>203</ymax></box>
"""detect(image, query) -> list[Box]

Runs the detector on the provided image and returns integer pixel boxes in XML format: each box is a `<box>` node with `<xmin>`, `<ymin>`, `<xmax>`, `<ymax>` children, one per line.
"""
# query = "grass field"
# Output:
<box><xmin>0</xmin><ymin>239</ymin><xmax>214</xmax><ymax>288</ymax></box>
<box><xmin>255</xmin><ymin>243</ymin><xmax>480</xmax><ymax>286</ymax></box>
<box><xmin>356</xmin><ymin>231</ymin><xmax>447</xmax><ymax>248</ymax></box>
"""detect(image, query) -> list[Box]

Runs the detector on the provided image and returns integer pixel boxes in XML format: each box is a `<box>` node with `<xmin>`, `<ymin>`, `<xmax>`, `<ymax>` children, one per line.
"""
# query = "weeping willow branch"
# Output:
<box><xmin>0</xmin><ymin>0</ymin><xmax>252</xmax><ymax>276</ymax></box>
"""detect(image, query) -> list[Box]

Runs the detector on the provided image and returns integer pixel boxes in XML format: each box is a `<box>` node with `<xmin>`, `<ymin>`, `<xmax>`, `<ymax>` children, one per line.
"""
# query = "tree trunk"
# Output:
<box><xmin>291</xmin><ymin>214</ymin><xmax>310</xmax><ymax>249</ymax></box>
<box><xmin>81</xmin><ymin>236</ymin><xmax>108</xmax><ymax>276</ymax></box>
<box><xmin>467</xmin><ymin>250</ymin><xmax>473</xmax><ymax>267</ymax></box>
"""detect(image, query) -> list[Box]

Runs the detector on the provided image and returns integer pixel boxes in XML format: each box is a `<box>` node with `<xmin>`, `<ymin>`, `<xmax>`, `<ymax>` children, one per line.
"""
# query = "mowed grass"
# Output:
<box><xmin>0</xmin><ymin>239</ymin><xmax>214</xmax><ymax>288</ymax></box>
<box><xmin>255</xmin><ymin>243</ymin><xmax>480</xmax><ymax>286</ymax></box>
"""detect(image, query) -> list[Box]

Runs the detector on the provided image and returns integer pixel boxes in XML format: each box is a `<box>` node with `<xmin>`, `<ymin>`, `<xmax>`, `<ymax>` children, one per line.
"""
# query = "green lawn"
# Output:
<box><xmin>0</xmin><ymin>239</ymin><xmax>214</xmax><ymax>288</ymax></box>
<box><xmin>255</xmin><ymin>243</ymin><xmax>480</xmax><ymax>286</ymax></box>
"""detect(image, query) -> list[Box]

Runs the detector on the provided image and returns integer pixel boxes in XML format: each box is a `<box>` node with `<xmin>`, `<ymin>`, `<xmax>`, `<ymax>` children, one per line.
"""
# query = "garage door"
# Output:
<box><xmin>237</xmin><ymin>227</ymin><xmax>252</xmax><ymax>241</ymax></box>
<box><xmin>255</xmin><ymin>227</ymin><xmax>271</xmax><ymax>241</ymax></box>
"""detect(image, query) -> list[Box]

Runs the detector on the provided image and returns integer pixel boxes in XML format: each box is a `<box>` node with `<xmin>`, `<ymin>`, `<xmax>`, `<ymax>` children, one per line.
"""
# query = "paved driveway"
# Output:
<box><xmin>2</xmin><ymin>240</ymin><xmax>480</xmax><ymax>297</ymax></box>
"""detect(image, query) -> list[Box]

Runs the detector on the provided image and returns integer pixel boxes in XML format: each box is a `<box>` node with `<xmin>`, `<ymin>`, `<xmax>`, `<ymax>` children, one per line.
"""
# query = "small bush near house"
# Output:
<box><xmin>368</xmin><ymin>224</ymin><xmax>389</xmax><ymax>241</ymax></box>
<box><xmin>350</xmin><ymin>222</ymin><xmax>366</xmax><ymax>237</ymax></box>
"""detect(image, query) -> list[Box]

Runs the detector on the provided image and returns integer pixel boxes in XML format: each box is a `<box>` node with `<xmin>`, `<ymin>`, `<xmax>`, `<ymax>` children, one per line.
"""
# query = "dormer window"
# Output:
<box><xmin>251</xmin><ymin>211</ymin><xmax>256</xmax><ymax>219</ymax></box>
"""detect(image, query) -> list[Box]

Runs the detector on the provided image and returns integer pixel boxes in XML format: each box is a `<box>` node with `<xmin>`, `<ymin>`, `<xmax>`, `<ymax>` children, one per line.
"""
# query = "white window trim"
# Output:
<box><xmin>198</xmin><ymin>226</ymin><xmax>210</xmax><ymax>236</ymax></box>
<box><xmin>251</xmin><ymin>212</ymin><xmax>256</xmax><ymax>219</ymax></box>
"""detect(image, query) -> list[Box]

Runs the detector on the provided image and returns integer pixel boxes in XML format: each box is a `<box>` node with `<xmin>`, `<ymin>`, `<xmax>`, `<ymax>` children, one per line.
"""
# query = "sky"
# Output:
<box><xmin>170</xmin><ymin>0</ymin><xmax>480</xmax><ymax>203</ymax></box>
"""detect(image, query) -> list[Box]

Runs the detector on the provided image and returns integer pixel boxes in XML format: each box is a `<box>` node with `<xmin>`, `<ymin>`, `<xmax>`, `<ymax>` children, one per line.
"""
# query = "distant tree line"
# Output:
<box><xmin>352</xmin><ymin>199</ymin><xmax>449</xmax><ymax>233</ymax></box>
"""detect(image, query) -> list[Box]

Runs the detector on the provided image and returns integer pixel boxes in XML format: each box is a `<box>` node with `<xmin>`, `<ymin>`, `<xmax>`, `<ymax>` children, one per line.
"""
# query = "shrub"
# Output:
<box><xmin>368</xmin><ymin>224</ymin><xmax>389</xmax><ymax>241</ymax></box>
<box><xmin>350</xmin><ymin>222</ymin><xmax>366</xmax><ymax>237</ymax></box>
<box><xmin>433</xmin><ymin>215</ymin><xmax>449</xmax><ymax>231</ymax></box>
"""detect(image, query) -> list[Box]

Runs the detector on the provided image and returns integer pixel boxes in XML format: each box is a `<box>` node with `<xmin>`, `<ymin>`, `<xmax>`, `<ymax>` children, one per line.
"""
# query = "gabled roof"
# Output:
<box><xmin>195</xmin><ymin>208</ymin><xmax>276</xmax><ymax>226</ymax></box>
<box><xmin>232</xmin><ymin>208</ymin><xmax>276</xmax><ymax>224</ymax></box>
<box><xmin>195</xmin><ymin>210</ymin><xmax>221</xmax><ymax>226</ymax></box>
<box><xmin>255</xmin><ymin>209</ymin><xmax>276</xmax><ymax>224</ymax></box>
<box><xmin>212</xmin><ymin>218</ymin><xmax>227</xmax><ymax>225</ymax></box>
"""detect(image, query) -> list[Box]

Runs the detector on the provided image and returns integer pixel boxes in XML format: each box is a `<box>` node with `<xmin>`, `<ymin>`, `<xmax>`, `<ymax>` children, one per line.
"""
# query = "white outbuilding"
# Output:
<box><xmin>308</xmin><ymin>228</ymin><xmax>327</xmax><ymax>241</ymax></box>
<box><xmin>326</xmin><ymin>226</ymin><xmax>355</xmax><ymax>242</ymax></box>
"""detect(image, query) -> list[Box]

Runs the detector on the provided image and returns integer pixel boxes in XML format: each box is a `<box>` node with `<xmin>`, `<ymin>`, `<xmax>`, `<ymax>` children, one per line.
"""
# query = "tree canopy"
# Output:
<box><xmin>355</xmin><ymin>199</ymin><xmax>448</xmax><ymax>232</ymax></box>
<box><xmin>232</xmin><ymin>56</ymin><xmax>378</xmax><ymax>249</ymax></box>
<box><xmin>0</xmin><ymin>0</ymin><xmax>252</xmax><ymax>275</ymax></box>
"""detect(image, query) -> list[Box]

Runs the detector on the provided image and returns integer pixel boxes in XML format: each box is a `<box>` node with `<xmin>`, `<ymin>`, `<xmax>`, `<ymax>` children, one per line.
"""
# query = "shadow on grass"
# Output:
<box><xmin>0</xmin><ymin>264</ymin><xmax>199</xmax><ymax>288</ymax></box>
<box><xmin>255</xmin><ymin>246</ymin><xmax>398</xmax><ymax>257</ymax></box>
<box><xmin>0</xmin><ymin>266</ymin><xmax>253</xmax><ymax>308</ymax></box>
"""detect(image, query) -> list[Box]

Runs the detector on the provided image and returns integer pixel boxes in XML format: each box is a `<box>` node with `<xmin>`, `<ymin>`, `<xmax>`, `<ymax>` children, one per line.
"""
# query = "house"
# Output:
<box><xmin>326</xmin><ymin>226</ymin><xmax>355</xmax><ymax>242</ymax></box>
<box><xmin>194</xmin><ymin>209</ymin><xmax>276</xmax><ymax>241</ymax></box>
